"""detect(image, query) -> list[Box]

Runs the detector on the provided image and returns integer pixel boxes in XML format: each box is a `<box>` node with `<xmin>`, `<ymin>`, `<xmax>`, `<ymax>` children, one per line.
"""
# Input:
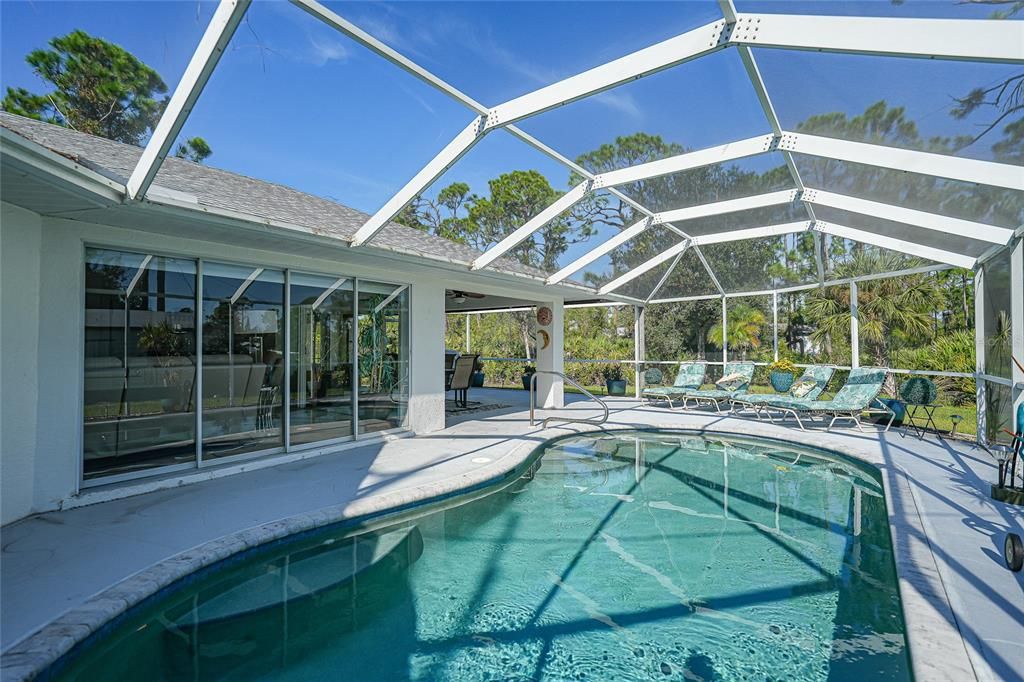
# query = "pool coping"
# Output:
<box><xmin>0</xmin><ymin>422</ymin><xmax>976</xmax><ymax>681</ymax></box>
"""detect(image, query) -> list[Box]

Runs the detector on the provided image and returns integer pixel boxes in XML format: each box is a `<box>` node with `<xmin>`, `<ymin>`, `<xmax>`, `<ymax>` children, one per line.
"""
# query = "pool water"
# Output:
<box><xmin>52</xmin><ymin>431</ymin><xmax>911</xmax><ymax>681</ymax></box>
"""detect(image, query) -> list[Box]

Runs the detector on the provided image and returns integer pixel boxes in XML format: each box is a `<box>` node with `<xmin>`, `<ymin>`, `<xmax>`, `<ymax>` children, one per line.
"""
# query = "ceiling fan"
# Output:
<box><xmin>447</xmin><ymin>290</ymin><xmax>486</xmax><ymax>304</ymax></box>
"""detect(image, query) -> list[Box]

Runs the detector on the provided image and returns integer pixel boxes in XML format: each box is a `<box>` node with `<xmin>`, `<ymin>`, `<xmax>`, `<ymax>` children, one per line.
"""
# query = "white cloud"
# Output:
<box><xmin>305</xmin><ymin>32</ymin><xmax>349</xmax><ymax>66</ymax></box>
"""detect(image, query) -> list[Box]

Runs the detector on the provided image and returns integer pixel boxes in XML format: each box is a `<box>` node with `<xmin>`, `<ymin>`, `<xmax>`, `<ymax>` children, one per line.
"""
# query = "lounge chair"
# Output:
<box><xmin>731</xmin><ymin>365</ymin><xmax>835</xmax><ymax>416</ymax></box>
<box><xmin>763</xmin><ymin>366</ymin><xmax>895</xmax><ymax>431</ymax></box>
<box><xmin>641</xmin><ymin>362</ymin><xmax>707</xmax><ymax>408</ymax></box>
<box><xmin>679</xmin><ymin>361</ymin><xmax>756</xmax><ymax>412</ymax></box>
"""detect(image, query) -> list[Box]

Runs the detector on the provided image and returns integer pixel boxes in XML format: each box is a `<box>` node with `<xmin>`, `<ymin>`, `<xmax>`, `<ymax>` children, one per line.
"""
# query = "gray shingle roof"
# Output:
<box><xmin>0</xmin><ymin>112</ymin><xmax>553</xmax><ymax>280</ymax></box>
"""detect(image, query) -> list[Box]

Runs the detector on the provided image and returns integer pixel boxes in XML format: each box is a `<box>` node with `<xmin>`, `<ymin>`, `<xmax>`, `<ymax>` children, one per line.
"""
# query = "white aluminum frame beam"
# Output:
<box><xmin>599</xmin><ymin>240</ymin><xmax>690</xmax><ymax>295</ymax></box>
<box><xmin>546</xmin><ymin>189</ymin><xmax>796</xmax><ymax>285</ymax></box>
<box><xmin>780</xmin><ymin>132</ymin><xmax>1024</xmax><ymax>191</ymax></box>
<box><xmin>547</xmin><ymin>217</ymin><xmax>653</xmax><ymax>285</ymax></box>
<box><xmin>729</xmin><ymin>13</ymin><xmax>1024</xmax><ymax>64</ymax></box>
<box><xmin>350</xmin><ymin>116</ymin><xmax>486</xmax><ymax>246</ymax></box>
<box><xmin>472</xmin><ymin>181</ymin><xmax>591</xmax><ymax>270</ymax></box>
<box><xmin>593</xmin><ymin>134</ymin><xmax>775</xmax><ymax>189</ymax></box>
<box><xmin>813</xmin><ymin>221</ymin><xmax>976</xmax><ymax>269</ymax></box>
<box><xmin>803</xmin><ymin>187</ymin><xmax>1013</xmax><ymax>246</ymax></box>
<box><xmin>690</xmin><ymin>221</ymin><xmax>811</xmax><ymax>246</ymax></box>
<box><xmin>485</xmin><ymin>20</ymin><xmax>730</xmax><ymax>128</ymax></box>
<box><xmin>126</xmin><ymin>0</ymin><xmax>251</xmax><ymax>200</ymax></box>
<box><xmin>655</xmin><ymin>189</ymin><xmax>797</xmax><ymax>224</ymax></box>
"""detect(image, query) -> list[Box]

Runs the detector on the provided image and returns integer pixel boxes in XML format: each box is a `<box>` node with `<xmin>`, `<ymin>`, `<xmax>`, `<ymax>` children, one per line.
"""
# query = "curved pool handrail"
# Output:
<box><xmin>529</xmin><ymin>370</ymin><xmax>609</xmax><ymax>429</ymax></box>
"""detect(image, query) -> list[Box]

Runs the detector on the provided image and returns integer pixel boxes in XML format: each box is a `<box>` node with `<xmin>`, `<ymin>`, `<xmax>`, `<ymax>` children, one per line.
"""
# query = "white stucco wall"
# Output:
<box><xmin>0</xmin><ymin>202</ymin><xmax>559</xmax><ymax>524</ymax></box>
<box><xmin>1</xmin><ymin>202</ymin><xmax>42</xmax><ymax>525</ymax></box>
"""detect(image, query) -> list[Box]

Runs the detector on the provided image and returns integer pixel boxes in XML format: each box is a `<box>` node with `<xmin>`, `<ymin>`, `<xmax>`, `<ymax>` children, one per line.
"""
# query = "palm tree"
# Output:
<box><xmin>804</xmin><ymin>250</ymin><xmax>940</xmax><ymax>367</ymax></box>
<box><xmin>708</xmin><ymin>303</ymin><xmax>766</xmax><ymax>359</ymax></box>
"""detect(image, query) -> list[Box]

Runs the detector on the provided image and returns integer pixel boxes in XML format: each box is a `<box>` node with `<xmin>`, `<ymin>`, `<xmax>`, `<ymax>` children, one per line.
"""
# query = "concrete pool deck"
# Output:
<box><xmin>2</xmin><ymin>389</ymin><xmax>1022</xmax><ymax>681</ymax></box>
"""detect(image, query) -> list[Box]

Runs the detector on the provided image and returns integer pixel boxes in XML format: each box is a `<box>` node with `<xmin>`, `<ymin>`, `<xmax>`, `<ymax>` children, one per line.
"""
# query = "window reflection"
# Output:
<box><xmin>289</xmin><ymin>273</ymin><xmax>354</xmax><ymax>444</ymax></box>
<box><xmin>357</xmin><ymin>282</ymin><xmax>409</xmax><ymax>433</ymax></box>
<box><xmin>201</xmin><ymin>263</ymin><xmax>285</xmax><ymax>458</ymax></box>
<box><xmin>83</xmin><ymin>248</ymin><xmax>197</xmax><ymax>479</ymax></box>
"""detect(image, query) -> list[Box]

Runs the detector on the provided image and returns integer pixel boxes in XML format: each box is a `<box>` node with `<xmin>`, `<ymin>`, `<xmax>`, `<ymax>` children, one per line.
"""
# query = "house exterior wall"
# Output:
<box><xmin>1</xmin><ymin>202</ymin><xmax>42</xmax><ymax>524</ymax></box>
<box><xmin>1</xmin><ymin>201</ymin><xmax>518</xmax><ymax>525</ymax></box>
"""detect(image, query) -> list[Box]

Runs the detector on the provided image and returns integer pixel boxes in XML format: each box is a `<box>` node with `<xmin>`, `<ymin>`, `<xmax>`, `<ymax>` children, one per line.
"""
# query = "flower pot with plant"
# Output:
<box><xmin>768</xmin><ymin>358</ymin><xmax>798</xmax><ymax>393</ymax></box>
<box><xmin>521</xmin><ymin>365</ymin><xmax>536</xmax><ymax>391</ymax></box>
<box><xmin>602</xmin><ymin>364</ymin><xmax>627</xmax><ymax>396</ymax></box>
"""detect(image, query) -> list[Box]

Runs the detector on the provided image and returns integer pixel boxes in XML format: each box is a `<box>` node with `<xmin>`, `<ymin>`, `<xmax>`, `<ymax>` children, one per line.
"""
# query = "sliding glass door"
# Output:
<box><xmin>83</xmin><ymin>248</ymin><xmax>197</xmax><ymax>479</ymax></box>
<box><xmin>357</xmin><ymin>281</ymin><xmax>409</xmax><ymax>434</ymax></box>
<box><xmin>201</xmin><ymin>263</ymin><xmax>285</xmax><ymax>459</ymax></box>
<box><xmin>289</xmin><ymin>273</ymin><xmax>355</xmax><ymax>445</ymax></box>
<box><xmin>83</xmin><ymin>249</ymin><xmax>411</xmax><ymax>482</ymax></box>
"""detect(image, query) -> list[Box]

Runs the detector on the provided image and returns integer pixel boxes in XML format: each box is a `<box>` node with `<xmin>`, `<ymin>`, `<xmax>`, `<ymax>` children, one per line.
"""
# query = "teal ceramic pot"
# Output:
<box><xmin>471</xmin><ymin>371</ymin><xmax>485</xmax><ymax>388</ymax></box>
<box><xmin>874</xmin><ymin>398</ymin><xmax>905</xmax><ymax>426</ymax></box>
<box><xmin>770</xmin><ymin>371</ymin><xmax>795</xmax><ymax>393</ymax></box>
<box><xmin>606</xmin><ymin>379</ymin><xmax>628</xmax><ymax>396</ymax></box>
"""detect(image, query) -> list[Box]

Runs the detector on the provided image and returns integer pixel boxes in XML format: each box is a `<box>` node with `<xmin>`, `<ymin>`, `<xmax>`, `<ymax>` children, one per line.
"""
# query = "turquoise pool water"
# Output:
<box><xmin>52</xmin><ymin>431</ymin><xmax>910</xmax><ymax>681</ymax></box>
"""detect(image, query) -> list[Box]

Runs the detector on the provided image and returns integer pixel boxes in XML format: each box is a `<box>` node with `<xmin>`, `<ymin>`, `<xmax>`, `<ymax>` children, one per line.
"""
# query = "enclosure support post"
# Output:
<box><xmin>634</xmin><ymin>305</ymin><xmax>646</xmax><ymax>399</ymax></box>
<box><xmin>721</xmin><ymin>297</ymin><xmax>728</xmax><ymax>367</ymax></box>
<box><xmin>850</xmin><ymin>281</ymin><xmax>860</xmax><ymax>369</ymax></box>
<box><xmin>1011</xmin><ymin>239</ymin><xmax>1024</xmax><ymax>433</ymax></box>
<box><xmin>465</xmin><ymin>314</ymin><xmax>470</xmax><ymax>353</ymax></box>
<box><xmin>772</xmin><ymin>291</ymin><xmax>779</xmax><ymax>362</ymax></box>
<box><xmin>536</xmin><ymin>300</ymin><xmax>564</xmax><ymax>409</ymax></box>
<box><xmin>975</xmin><ymin>267</ymin><xmax>987</xmax><ymax>445</ymax></box>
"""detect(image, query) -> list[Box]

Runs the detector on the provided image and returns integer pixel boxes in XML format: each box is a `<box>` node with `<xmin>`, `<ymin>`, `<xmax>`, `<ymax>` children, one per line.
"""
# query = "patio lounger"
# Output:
<box><xmin>641</xmin><ymin>362</ymin><xmax>707</xmax><ymax>408</ymax></box>
<box><xmin>763</xmin><ymin>366</ymin><xmax>895</xmax><ymax>431</ymax></box>
<box><xmin>731</xmin><ymin>365</ymin><xmax>835</xmax><ymax>417</ymax></box>
<box><xmin>679</xmin><ymin>362</ymin><xmax>756</xmax><ymax>413</ymax></box>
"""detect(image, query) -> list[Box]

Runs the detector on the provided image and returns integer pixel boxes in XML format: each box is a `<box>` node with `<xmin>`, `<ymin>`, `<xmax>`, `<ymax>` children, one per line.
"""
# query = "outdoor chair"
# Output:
<box><xmin>731</xmin><ymin>365</ymin><xmax>835</xmax><ymax>417</ymax></box>
<box><xmin>641</xmin><ymin>362</ymin><xmax>707</xmax><ymax>408</ymax></box>
<box><xmin>900</xmin><ymin>376</ymin><xmax>939</xmax><ymax>439</ymax></box>
<box><xmin>448</xmin><ymin>354</ymin><xmax>478</xmax><ymax>408</ymax></box>
<box><xmin>763</xmin><ymin>366</ymin><xmax>896</xmax><ymax>431</ymax></box>
<box><xmin>678</xmin><ymin>361</ymin><xmax>756</xmax><ymax>412</ymax></box>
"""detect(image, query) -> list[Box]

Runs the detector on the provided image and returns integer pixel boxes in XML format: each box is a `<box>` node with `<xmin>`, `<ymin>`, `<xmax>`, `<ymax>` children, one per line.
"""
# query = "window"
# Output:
<box><xmin>357</xmin><ymin>282</ymin><xmax>409</xmax><ymax>433</ymax></box>
<box><xmin>83</xmin><ymin>250</ymin><xmax>412</xmax><ymax>482</ymax></box>
<box><xmin>289</xmin><ymin>273</ymin><xmax>355</xmax><ymax>445</ymax></box>
<box><xmin>83</xmin><ymin>248</ymin><xmax>197</xmax><ymax>479</ymax></box>
<box><xmin>201</xmin><ymin>263</ymin><xmax>285</xmax><ymax>459</ymax></box>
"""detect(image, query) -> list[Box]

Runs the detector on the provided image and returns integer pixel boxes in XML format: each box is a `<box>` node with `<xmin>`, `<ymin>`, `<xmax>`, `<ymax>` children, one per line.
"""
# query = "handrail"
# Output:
<box><xmin>529</xmin><ymin>370</ymin><xmax>609</xmax><ymax>429</ymax></box>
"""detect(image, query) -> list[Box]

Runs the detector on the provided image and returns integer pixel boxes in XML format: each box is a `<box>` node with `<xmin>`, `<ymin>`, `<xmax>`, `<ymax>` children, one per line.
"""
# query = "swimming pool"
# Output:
<box><xmin>49</xmin><ymin>430</ymin><xmax>910</xmax><ymax>681</ymax></box>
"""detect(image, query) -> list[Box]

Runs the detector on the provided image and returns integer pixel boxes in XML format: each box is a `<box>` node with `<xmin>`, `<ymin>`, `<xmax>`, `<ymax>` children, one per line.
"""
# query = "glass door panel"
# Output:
<box><xmin>201</xmin><ymin>263</ymin><xmax>285</xmax><ymax>459</ymax></box>
<box><xmin>357</xmin><ymin>282</ymin><xmax>409</xmax><ymax>434</ymax></box>
<box><xmin>83</xmin><ymin>248</ymin><xmax>197</xmax><ymax>479</ymax></box>
<box><xmin>289</xmin><ymin>273</ymin><xmax>355</xmax><ymax>445</ymax></box>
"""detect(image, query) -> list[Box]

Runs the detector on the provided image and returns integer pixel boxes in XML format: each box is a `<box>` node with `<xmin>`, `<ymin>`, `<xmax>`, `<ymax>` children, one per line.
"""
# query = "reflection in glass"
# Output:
<box><xmin>83</xmin><ymin>248</ymin><xmax>197</xmax><ymax>479</ymax></box>
<box><xmin>201</xmin><ymin>263</ymin><xmax>285</xmax><ymax>458</ymax></box>
<box><xmin>357</xmin><ymin>282</ymin><xmax>409</xmax><ymax>434</ymax></box>
<box><xmin>983</xmin><ymin>250</ymin><xmax>1013</xmax><ymax>380</ymax></box>
<box><xmin>289</xmin><ymin>273</ymin><xmax>355</xmax><ymax>445</ymax></box>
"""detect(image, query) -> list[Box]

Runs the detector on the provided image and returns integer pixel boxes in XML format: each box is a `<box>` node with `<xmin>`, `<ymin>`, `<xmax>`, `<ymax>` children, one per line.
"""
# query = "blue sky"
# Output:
<box><xmin>1</xmin><ymin>0</ymin><xmax>1015</xmax><ymax>232</ymax></box>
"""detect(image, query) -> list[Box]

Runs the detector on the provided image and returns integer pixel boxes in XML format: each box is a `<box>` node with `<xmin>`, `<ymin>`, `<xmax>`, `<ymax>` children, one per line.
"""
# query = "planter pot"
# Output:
<box><xmin>606</xmin><ymin>379</ymin><xmax>627</xmax><ymax>396</ymax></box>
<box><xmin>770</xmin><ymin>371</ymin><xmax>795</xmax><ymax>393</ymax></box>
<box><xmin>873</xmin><ymin>398</ymin><xmax>905</xmax><ymax>426</ymax></box>
<box><xmin>522</xmin><ymin>374</ymin><xmax>536</xmax><ymax>391</ymax></box>
<box><xmin>471</xmin><ymin>371</ymin><xmax>485</xmax><ymax>388</ymax></box>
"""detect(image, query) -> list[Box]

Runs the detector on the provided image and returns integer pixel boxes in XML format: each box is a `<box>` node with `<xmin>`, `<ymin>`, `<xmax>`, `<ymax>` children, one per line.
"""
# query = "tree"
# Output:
<box><xmin>175</xmin><ymin>137</ymin><xmax>212</xmax><ymax>163</ymax></box>
<box><xmin>3</xmin><ymin>29</ymin><xmax>213</xmax><ymax>159</ymax></box>
<box><xmin>707</xmin><ymin>303</ymin><xmax>766</xmax><ymax>360</ymax></box>
<box><xmin>3</xmin><ymin>30</ymin><xmax>168</xmax><ymax>145</ymax></box>
<box><xmin>804</xmin><ymin>251</ymin><xmax>941</xmax><ymax>367</ymax></box>
<box><xmin>397</xmin><ymin>171</ymin><xmax>595</xmax><ymax>271</ymax></box>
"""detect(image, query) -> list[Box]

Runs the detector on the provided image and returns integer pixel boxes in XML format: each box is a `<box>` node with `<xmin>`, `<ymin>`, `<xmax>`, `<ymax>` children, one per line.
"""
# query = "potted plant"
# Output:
<box><xmin>602</xmin><ymin>364</ymin><xmax>627</xmax><ymax>396</ymax></box>
<box><xmin>521</xmin><ymin>365</ymin><xmax>536</xmax><ymax>391</ymax></box>
<box><xmin>768</xmin><ymin>358</ymin><xmax>798</xmax><ymax>393</ymax></box>
<box><xmin>471</xmin><ymin>357</ymin><xmax>485</xmax><ymax>388</ymax></box>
